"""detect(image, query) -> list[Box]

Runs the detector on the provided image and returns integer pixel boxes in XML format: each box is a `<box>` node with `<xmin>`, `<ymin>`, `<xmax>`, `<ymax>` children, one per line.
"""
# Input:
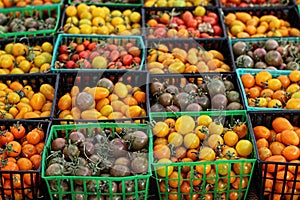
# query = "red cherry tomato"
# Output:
<box><xmin>212</xmin><ymin>25</ymin><xmax>222</xmax><ymax>36</ymax></box>
<box><xmin>187</xmin><ymin>19</ymin><xmax>198</xmax><ymax>28</ymax></box>
<box><xmin>182</xmin><ymin>11</ymin><xmax>194</xmax><ymax>23</ymax></box>
<box><xmin>82</xmin><ymin>40</ymin><xmax>90</xmax><ymax>49</ymax></box>
<box><xmin>88</xmin><ymin>42</ymin><xmax>97</xmax><ymax>51</ymax></box>
<box><xmin>207</xmin><ymin>12</ymin><xmax>218</xmax><ymax>21</ymax></box>
<box><xmin>133</xmin><ymin>57</ymin><xmax>141</xmax><ymax>64</ymax></box>
<box><xmin>176</xmin><ymin>18</ymin><xmax>185</xmax><ymax>26</ymax></box>
<box><xmin>123</xmin><ymin>54</ymin><xmax>133</xmax><ymax>65</ymax></box>
<box><xmin>202</xmin><ymin>16</ymin><xmax>218</xmax><ymax>26</ymax></box>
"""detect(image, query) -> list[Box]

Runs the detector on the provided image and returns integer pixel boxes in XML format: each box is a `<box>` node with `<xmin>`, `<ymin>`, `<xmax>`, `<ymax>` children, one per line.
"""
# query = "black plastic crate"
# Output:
<box><xmin>0</xmin><ymin>36</ymin><xmax>56</xmax><ymax>73</ymax></box>
<box><xmin>143</xmin><ymin>6</ymin><xmax>227</xmax><ymax>39</ymax></box>
<box><xmin>143</xmin><ymin>0</ymin><xmax>217</xmax><ymax>8</ymax></box>
<box><xmin>145</xmin><ymin>38</ymin><xmax>235</xmax><ymax>73</ymax></box>
<box><xmin>54</xmin><ymin>70</ymin><xmax>150</xmax><ymax>123</ymax></box>
<box><xmin>248</xmin><ymin>111</ymin><xmax>300</xmax><ymax>200</ymax></box>
<box><xmin>61</xmin><ymin>5</ymin><xmax>143</xmax><ymax>35</ymax></box>
<box><xmin>0</xmin><ymin>119</ymin><xmax>51</xmax><ymax>200</ymax></box>
<box><xmin>149</xmin><ymin>72</ymin><xmax>246</xmax><ymax>112</ymax></box>
<box><xmin>220</xmin><ymin>0</ymin><xmax>295</xmax><ymax>8</ymax></box>
<box><xmin>0</xmin><ymin>73</ymin><xmax>59</xmax><ymax>120</ymax></box>
<box><xmin>222</xmin><ymin>5</ymin><xmax>300</xmax><ymax>38</ymax></box>
<box><xmin>0</xmin><ymin>36</ymin><xmax>55</xmax><ymax>48</ymax></box>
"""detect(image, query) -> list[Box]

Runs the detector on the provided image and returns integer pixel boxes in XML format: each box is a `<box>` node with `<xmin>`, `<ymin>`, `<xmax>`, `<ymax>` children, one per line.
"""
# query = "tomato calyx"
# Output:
<box><xmin>0</xmin><ymin>103</ymin><xmax>13</xmax><ymax>111</ymax></box>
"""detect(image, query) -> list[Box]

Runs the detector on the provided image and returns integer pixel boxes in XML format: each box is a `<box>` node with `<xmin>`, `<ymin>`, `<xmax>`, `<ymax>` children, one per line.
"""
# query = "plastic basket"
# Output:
<box><xmin>236</xmin><ymin>68</ymin><xmax>298</xmax><ymax>111</ymax></box>
<box><xmin>0</xmin><ymin>4</ymin><xmax>60</xmax><ymax>39</ymax></box>
<box><xmin>248</xmin><ymin>111</ymin><xmax>300</xmax><ymax>200</ymax></box>
<box><xmin>145</xmin><ymin>38</ymin><xmax>235</xmax><ymax>73</ymax></box>
<box><xmin>41</xmin><ymin>122</ymin><xmax>152</xmax><ymax>200</ymax></box>
<box><xmin>0</xmin><ymin>36</ymin><xmax>55</xmax><ymax>73</ymax></box>
<box><xmin>230</xmin><ymin>37</ymin><xmax>300</xmax><ymax>70</ymax></box>
<box><xmin>0</xmin><ymin>73</ymin><xmax>59</xmax><ymax>120</ymax></box>
<box><xmin>68</xmin><ymin>0</ymin><xmax>142</xmax><ymax>7</ymax></box>
<box><xmin>143</xmin><ymin>7</ymin><xmax>227</xmax><ymax>39</ymax></box>
<box><xmin>150</xmin><ymin>110</ymin><xmax>257</xmax><ymax>200</ymax></box>
<box><xmin>51</xmin><ymin>34</ymin><xmax>145</xmax><ymax>72</ymax></box>
<box><xmin>61</xmin><ymin>5</ymin><xmax>142</xmax><ymax>35</ymax></box>
<box><xmin>220</xmin><ymin>0</ymin><xmax>295</xmax><ymax>8</ymax></box>
<box><xmin>0</xmin><ymin>119</ymin><xmax>51</xmax><ymax>200</ymax></box>
<box><xmin>143</xmin><ymin>0</ymin><xmax>217</xmax><ymax>8</ymax></box>
<box><xmin>222</xmin><ymin>6</ymin><xmax>300</xmax><ymax>39</ymax></box>
<box><xmin>53</xmin><ymin>70</ymin><xmax>149</xmax><ymax>123</ymax></box>
<box><xmin>149</xmin><ymin>72</ymin><xmax>246</xmax><ymax>111</ymax></box>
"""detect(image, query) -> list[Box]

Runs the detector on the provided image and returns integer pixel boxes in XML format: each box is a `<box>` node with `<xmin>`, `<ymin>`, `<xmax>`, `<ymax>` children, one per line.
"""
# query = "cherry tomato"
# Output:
<box><xmin>122</xmin><ymin>54</ymin><xmax>133</xmax><ymax>65</ymax></box>
<box><xmin>202</xmin><ymin>16</ymin><xmax>217</xmax><ymax>26</ymax></box>
<box><xmin>213</xmin><ymin>25</ymin><xmax>222</xmax><ymax>36</ymax></box>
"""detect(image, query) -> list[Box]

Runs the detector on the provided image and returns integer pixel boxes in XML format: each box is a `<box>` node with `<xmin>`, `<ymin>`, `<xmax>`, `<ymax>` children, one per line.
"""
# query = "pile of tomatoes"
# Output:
<box><xmin>0</xmin><ymin>0</ymin><xmax>61</xmax><ymax>8</ymax></box>
<box><xmin>0</xmin><ymin>122</ymin><xmax>47</xmax><ymax>199</ymax></box>
<box><xmin>0</xmin><ymin>79</ymin><xmax>55</xmax><ymax>119</ymax></box>
<box><xmin>55</xmin><ymin>36</ymin><xmax>143</xmax><ymax>70</ymax></box>
<box><xmin>57</xmin><ymin>76</ymin><xmax>147</xmax><ymax>121</ymax></box>
<box><xmin>147</xmin><ymin>42</ymin><xmax>231</xmax><ymax>73</ymax></box>
<box><xmin>224</xmin><ymin>11</ymin><xmax>300</xmax><ymax>38</ymax></box>
<box><xmin>240</xmin><ymin>70</ymin><xmax>300</xmax><ymax>110</ymax></box>
<box><xmin>146</xmin><ymin>6</ymin><xmax>223</xmax><ymax>39</ymax></box>
<box><xmin>0</xmin><ymin>40</ymin><xmax>54</xmax><ymax>74</ymax></box>
<box><xmin>64</xmin><ymin>4</ymin><xmax>142</xmax><ymax>35</ymax></box>
<box><xmin>43</xmin><ymin>124</ymin><xmax>149</xmax><ymax>199</ymax></box>
<box><xmin>152</xmin><ymin>112</ymin><xmax>255</xmax><ymax>199</ymax></box>
<box><xmin>220</xmin><ymin>0</ymin><xmax>290</xmax><ymax>8</ymax></box>
<box><xmin>253</xmin><ymin>116</ymin><xmax>300</xmax><ymax>199</ymax></box>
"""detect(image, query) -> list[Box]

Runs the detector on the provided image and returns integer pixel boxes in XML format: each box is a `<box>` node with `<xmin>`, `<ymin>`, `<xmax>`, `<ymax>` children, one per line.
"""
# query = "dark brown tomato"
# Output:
<box><xmin>69</xmin><ymin>131</ymin><xmax>86</xmax><ymax>144</ymax></box>
<box><xmin>158</xmin><ymin>93</ymin><xmax>173</xmax><ymax>107</ymax></box>
<box><xmin>110</xmin><ymin>165</ymin><xmax>131</xmax><ymax>177</ymax></box>
<box><xmin>110</xmin><ymin>138</ymin><xmax>128</xmax><ymax>157</ymax></box>
<box><xmin>51</xmin><ymin>138</ymin><xmax>67</xmax><ymax>151</ymax></box>
<box><xmin>118</xmin><ymin>180</ymin><xmax>135</xmax><ymax>193</ymax></box>
<box><xmin>74</xmin><ymin>166</ymin><xmax>92</xmax><ymax>185</ymax></box>
<box><xmin>131</xmin><ymin>157</ymin><xmax>148</xmax><ymax>174</ymax></box>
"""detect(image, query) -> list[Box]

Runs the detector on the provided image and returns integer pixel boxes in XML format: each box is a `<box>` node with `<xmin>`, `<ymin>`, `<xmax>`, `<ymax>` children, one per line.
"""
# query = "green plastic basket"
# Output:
<box><xmin>0</xmin><ymin>4</ymin><xmax>60</xmax><ymax>39</ymax></box>
<box><xmin>51</xmin><ymin>34</ymin><xmax>145</xmax><ymax>72</ymax></box>
<box><xmin>230</xmin><ymin>37</ymin><xmax>300</xmax><ymax>70</ymax></box>
<box><xmin>236</xmin><ymin>68</ymin><xmax>296</xmax><ymax>111</ymax></box>
<box><xmin>41</xmin><ymin>123</ymin><xmax>152</xmax><ymax>200</ymax></box>
<box><xmin>150</xmin><ymin>110</ymin><xmax>257</xmax><ymax>200</ymax></box>
<box><xmin>67</xmin><ymin>0</ymin><xmax>142</xmax><ymax>7</ymax></box>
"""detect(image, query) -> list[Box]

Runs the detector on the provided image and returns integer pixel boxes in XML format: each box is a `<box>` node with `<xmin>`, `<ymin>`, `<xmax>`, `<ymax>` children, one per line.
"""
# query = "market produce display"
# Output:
<box><xmin>146</xmin><ymin>7</ymin><xmax>223</xmax><ymax>39</ymax></box>
<box><xmin>63</xmin><ymin>4</ymin><xmax>142</xmax><ymax>35</ymax></box>
<box><xmin>220</xmin><ymin>0</ymin><xmax>292</xmax><ymax>7</ymax></box>
<box><xmin>0</xmin><ymin>120</ymin><xmax>50</xmax><ymax>199</ymax></box>
<box><xmin>238</xmin><ymin>69</ymin><xmax>300</xmax><ymax>110</ymax></box>
<box><xmin>42</xmin><ymin>123</ymin><xmax>151</xmax><ymax>200</ymax></box>
<box><xmin>53</xmin><ymin>34</ymin><xmax>144</xmax><ymax>70</ymax></box>
<box><xmin>55</xmin><ymin>71</ymin><xmax>148</xmax><ymax>122</ymax></box>
<box><xmin>0</xmin><ymin>0</ymin><xmax>61</xmax><ymax>7</ymax></box>
<box><xmin>0</xmin><ymin>37</ymin><xmax>54</xmax><ymax>74</ymax></box>
<box><xmin>0</xmin><ymin>5</ymin><xmax>60</xmax><ymax>38</ymax></box>
<box><xmin>224</xmin><ymin>8</ymin><xmax>300</xmax><ymax>38</ymax></box>
<box><xmin>0</xmin><ymin>0</ymin><xmax>299</xmax><ymax>199</ymax></box>
<box><xmin>151</xmin><ymin>111</ymin><xmax>255</xmax><ymax>199</ymax></box>
<box><xmin>0</xmin><ymin>74</ymin><xmax>58</xmax><ymax>119</ymax></box>
<box><xmin>249</xmin><ymin>112</ymin><xmax>300</xmax><ymax>200</ymax></box>
<box><xmin>144</xmin><ymin>0</ymin><xmax>214</xmax><ymax>7</ymax></box>
<box><xmin>146</xmin><ymin>39</ymin><xmax>232</xmax><ymax>73</ymax></box>
<box><xmin>232</xmin><ymin>38</ymin><xmax>300</xmax><ymax>70</ymax></box>
<box><xmin>149</xmin><ymin>74</ymin><xmax>244</xmax><ymax>112</ymax></box>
